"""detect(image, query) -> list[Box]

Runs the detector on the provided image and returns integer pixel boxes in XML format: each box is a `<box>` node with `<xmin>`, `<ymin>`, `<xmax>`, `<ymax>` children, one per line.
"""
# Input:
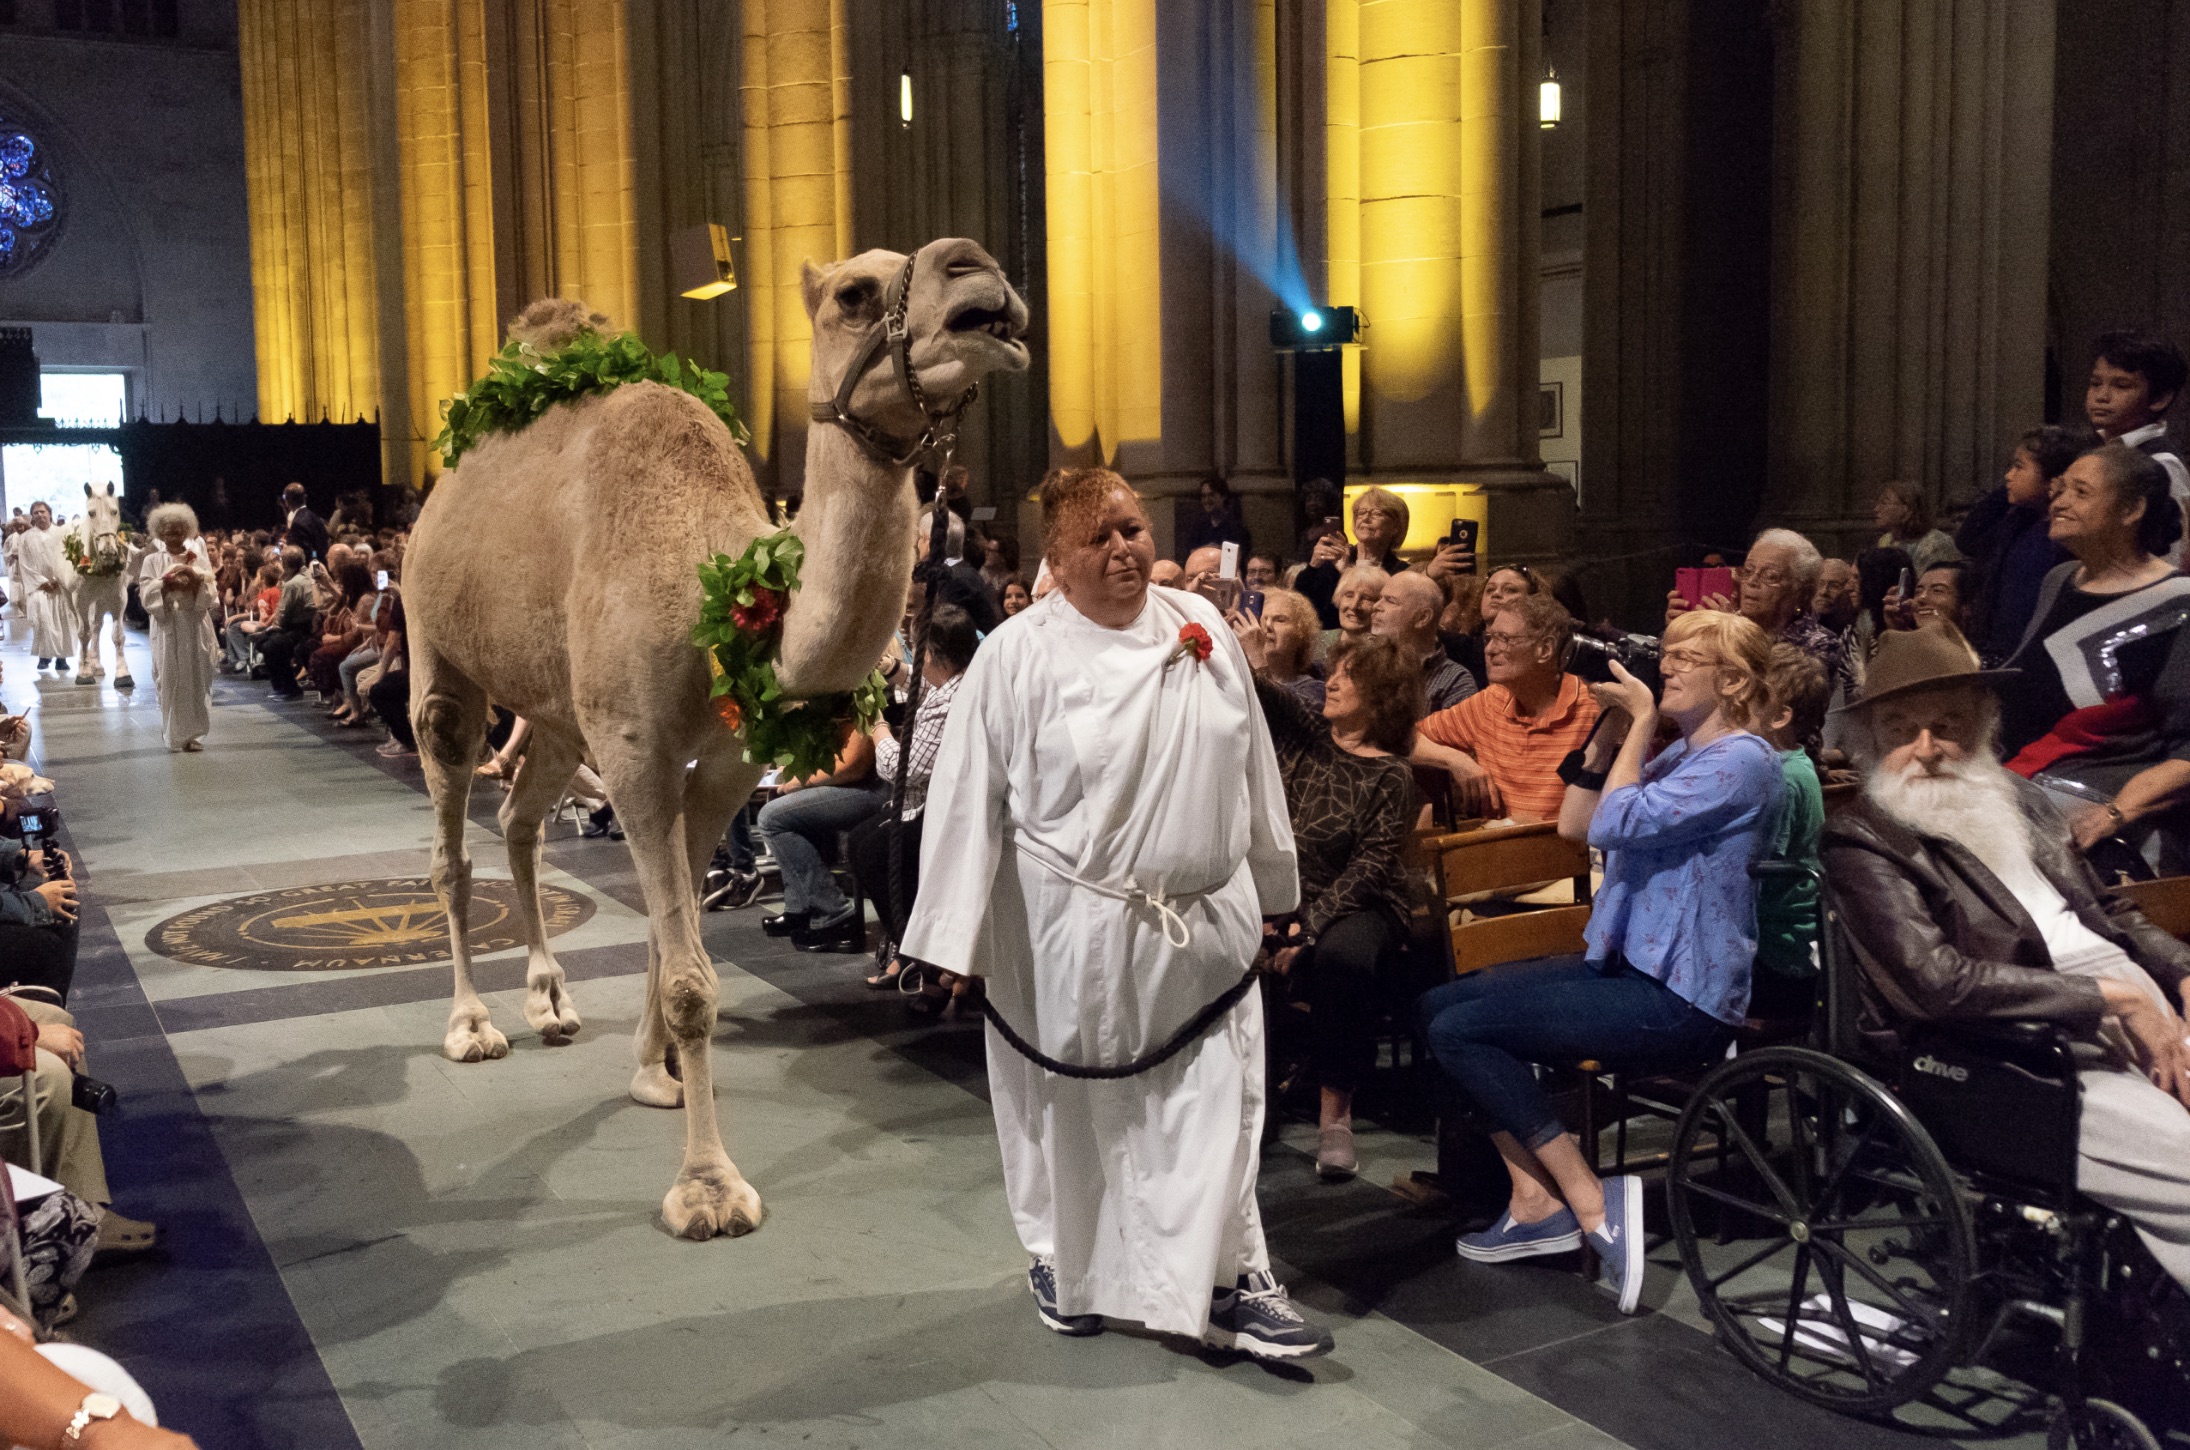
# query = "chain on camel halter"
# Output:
<box><xmin>808</xmin><ymin>252</ymin><xmax>981</xmax><ymax>473</ymax></box>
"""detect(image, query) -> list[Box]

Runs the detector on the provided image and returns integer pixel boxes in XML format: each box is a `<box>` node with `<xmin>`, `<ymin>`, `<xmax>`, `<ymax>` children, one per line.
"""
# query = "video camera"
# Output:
<box><xmin>1566</xmin><ymin>626</ymin><xmax>1664</xmax><ymax>691</ymax></box>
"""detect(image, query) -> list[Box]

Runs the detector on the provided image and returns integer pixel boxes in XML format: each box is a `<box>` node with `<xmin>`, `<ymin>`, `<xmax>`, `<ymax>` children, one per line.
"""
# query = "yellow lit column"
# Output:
<box><xmin>1349</xmin><ymin>0</ymin><xmax>1567</xmax><ymax>562</ymax></box>
<box><xmin>392</xmin><ymin>0</ymin><xmax>500</xmax><ymax>481</ymax></box>
<box><xmin>236</xmin><ymin>0</ymin><xmax>384</xmax><ymax>425</ymax></box>
<box><xmin>1325</xmin><ymin>0</ymin><xmax>1362</xmax><ymax>437</ymax></box>
<box><xmin>738</xmin><ymin>0</ymin><xmax>855</xmax><ymax>494</ymax></box>
<box><xmin>540</xmin><ymin>0</ymin><xmax>639</xmax><ymax>330</ymax></box>
<box><xmin>1042</xmin><ymin>0</ymin><xmax>1162</xmax><ymax>468</ymax></box>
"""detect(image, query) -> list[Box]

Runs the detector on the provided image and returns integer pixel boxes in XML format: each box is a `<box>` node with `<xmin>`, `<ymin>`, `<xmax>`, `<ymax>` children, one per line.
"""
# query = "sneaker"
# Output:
<box><xmin>1028</xmin><ymin>1257</ymin><xmax>1103</xmax><ymax>1336</ymax></box>
<box><xmin>722</xmin><ymin>870</ymin><xmax>764</xmax><ymax>910</ymax></box>
<box><xmin>1315</xmin><ymin>1123</ymin><xmax>1357</xmax><ymax>1182</ymax></box>
<box><xmin>1589</xmin><ymin>1175</ymin><xmax>1646</xmax><ymax>1315</ymax></box>
<box><xmin>1204</xmin><ymin>1270</ymin><xmax>1333</xmax><ymax>1360</ymax></box>
<box><xmin>1455</xmin><ymin>1206</ymin><xmax>1584</xmax><ymax>1263</ymax></box>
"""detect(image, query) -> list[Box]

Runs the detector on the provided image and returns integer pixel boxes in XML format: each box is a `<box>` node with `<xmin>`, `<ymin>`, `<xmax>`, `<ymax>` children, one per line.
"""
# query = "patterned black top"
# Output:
<box><xmin>1253</xmin><ymin>677</ymin><xmax>1419</xmax><ymax>939</ymax></box>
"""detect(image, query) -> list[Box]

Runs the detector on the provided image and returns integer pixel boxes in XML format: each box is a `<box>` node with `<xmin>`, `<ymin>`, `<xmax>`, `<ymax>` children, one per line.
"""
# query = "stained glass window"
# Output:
<box><xmin>0</xmin><ymin>116</ymin><xmax>57</xmax><ymax>279</ymax></box>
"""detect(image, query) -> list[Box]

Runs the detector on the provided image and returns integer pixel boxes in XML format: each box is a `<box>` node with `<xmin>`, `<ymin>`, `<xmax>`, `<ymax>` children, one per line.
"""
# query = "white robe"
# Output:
<box><xmin>902</xmin><ymin>586</ymin><xmax>1300</xmax><ymax>1336</ymax></box>
<box><xmin>136</xmin><ymin>542</ymin><xmax>217</xmax><ymax>749</ymax></box>
<box><xmin>3</xmin><ymin>531</ymin><xmax>21</xmax><ymax>615</ymax></box>
<box><xmin>17</xmin><ymin>526</ymin><xmax>76</xmax><ymax>659</ymax></box>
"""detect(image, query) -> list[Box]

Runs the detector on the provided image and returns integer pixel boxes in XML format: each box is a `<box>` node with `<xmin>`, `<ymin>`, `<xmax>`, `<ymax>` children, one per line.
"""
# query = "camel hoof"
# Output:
<box><xmin>660</xmin><ymin>1168</ymin><xmax>763</xmax><ymax>1240</ymax></box>
<box><xmin>524</xmin><ymin>981</ymin><xmax>583</xmax><ymax>1045</ymax></box>
<box><xmin>629</xmin><ymin>1062</ymin><xmax>683</xmax><ymax>1108</ymax></box>
<box><xmin>114</xmin><ymin>675</ymin><xmax>134</xmax><ymax>690</ymax></box>
<box><xmin>443</xmin><ymin>1018</ymin><xmax>510</xmax><ymax>1063</ymax></box>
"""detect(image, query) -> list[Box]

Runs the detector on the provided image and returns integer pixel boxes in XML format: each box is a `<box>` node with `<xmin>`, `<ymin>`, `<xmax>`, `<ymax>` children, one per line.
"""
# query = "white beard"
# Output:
<box><xmin>1865</xmin><ymin>747</ymin><xmax>2039</xmax><ymax>883</ymax></box>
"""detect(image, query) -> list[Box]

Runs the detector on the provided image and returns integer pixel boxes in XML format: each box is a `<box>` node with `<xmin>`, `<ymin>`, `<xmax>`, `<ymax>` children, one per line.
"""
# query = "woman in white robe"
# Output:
<box><xmin>135</xmin><ymin>503</ymin><xmax>217</xmax><ymax>751</ymax></box>
<box><xmin>16</xmin><ymin>505</ymin><xmax>76</xmax><ymax>669</ymax></box>
<box><xmin>903</xmin><ymin>469</ymin><xmax>1326</xmax><ymax>1359</ymax></box>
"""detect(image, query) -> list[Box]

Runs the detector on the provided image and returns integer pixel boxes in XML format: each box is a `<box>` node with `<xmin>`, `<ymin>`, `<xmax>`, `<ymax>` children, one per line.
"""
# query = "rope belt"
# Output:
<box><xmin>975</xmin><ymin>847</ymin><xmax>1261</xmax><ymax>1081</ymax></box>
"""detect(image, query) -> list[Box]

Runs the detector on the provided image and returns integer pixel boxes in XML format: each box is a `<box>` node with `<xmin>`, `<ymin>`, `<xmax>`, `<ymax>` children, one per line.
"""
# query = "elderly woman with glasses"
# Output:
<box><xmin>1418</xmin><ymin>609</ymin><xmax>1781</xmax><ymax>1315</ymax></box>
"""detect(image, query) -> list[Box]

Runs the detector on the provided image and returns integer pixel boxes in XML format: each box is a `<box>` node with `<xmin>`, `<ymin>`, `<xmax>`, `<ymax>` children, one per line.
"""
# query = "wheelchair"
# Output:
<box><xmin>1663</xmin><ymin>867</ymin><xmax>2190</xmax><ymax>1449</ymax></box>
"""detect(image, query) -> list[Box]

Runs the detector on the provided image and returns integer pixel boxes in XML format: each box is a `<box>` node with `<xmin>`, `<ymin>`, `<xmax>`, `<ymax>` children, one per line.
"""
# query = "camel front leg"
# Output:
<box><xmin>598</xmin><ymin>742</ymin><xmax>762</xmax><ymax>1239</ymax></box>
<box><xmin>499</xmin><ymin>730</ymin><xmax>586</xmax><ymax>1044</ymax></box>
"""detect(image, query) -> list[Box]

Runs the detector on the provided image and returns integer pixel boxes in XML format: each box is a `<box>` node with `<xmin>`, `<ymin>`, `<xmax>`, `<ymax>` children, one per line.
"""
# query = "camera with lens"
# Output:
<box><xmin>0</xmin><ymin>790</ymin><xmax>63</xmax><ymax>878</ymax></box>
<box><xmin>1566</xmin><ymin>627</ymin><xmax>1664</xmax><ymax>691</ymax></box>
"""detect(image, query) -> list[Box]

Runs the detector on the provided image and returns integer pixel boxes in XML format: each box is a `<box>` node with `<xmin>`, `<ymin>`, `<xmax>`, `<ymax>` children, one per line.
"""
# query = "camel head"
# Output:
<box><xmin>802</xmin><ymin>237</ymin><xmax>1029</xmax><ymax>450</ymax></box>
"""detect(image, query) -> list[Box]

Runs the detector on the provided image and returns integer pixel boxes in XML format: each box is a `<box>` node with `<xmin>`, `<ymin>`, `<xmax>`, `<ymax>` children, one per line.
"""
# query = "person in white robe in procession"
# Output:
<box><xmin>902</xmin><ymin>467</ymin><xmax>1334</xmax><ymax>1360</ymax></box>
<box><xmin>17</xmin><ymin>503</ymin><xmax>77</xmax><ymax>672</ymax></box>
<box><xmin>3</xmin><ymin>518</ymin><xmax>24</xmax><ymax>618</ymax></box>
<box><xmin>135</xmin><ymin>503</ymin><xmax>218</xmax><ymax>752</ymax></box>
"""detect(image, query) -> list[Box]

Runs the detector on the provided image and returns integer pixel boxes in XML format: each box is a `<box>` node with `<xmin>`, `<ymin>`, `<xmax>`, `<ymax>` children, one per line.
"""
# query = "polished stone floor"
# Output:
<box><xmin>10</xmin><ymin>615</ymin><xmax>2064</xmax><ymax>1449</ymax></box>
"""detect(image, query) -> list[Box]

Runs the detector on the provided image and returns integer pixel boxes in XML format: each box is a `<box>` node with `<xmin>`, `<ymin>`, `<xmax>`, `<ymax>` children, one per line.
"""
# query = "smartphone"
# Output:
<box><xmin>376</xmin><ymin>569</ymin><xmax>389</xmax><ymax>591</ymax></box>
<box><xmin>1219</xmin><ymin>542</ymin><xmax>1240</xmax><ymax>580</ymax></box>
<box><xmin>1446</xmin><ymin>518</ymin><xmax>1479</xmax><ymax>574</ymax></box>
<box><xmin>1675</xmin><ymin>566</ymin><xmax>1737</xmax><ymax>609</ymax></box>
<box><xmin>1242</xmin><ymin>589</ymin><xmax>1265</xmax><ymax>619</ymax></box>
<box><xmin>1897</xmin><ymin>566</ymin><xmax>1914</xmax><ymax>599</ymax></box>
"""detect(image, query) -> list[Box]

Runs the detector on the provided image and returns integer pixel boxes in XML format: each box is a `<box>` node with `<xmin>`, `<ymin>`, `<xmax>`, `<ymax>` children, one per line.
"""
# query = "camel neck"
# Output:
<box><xmin>774</xmin><ymin>424</ymin><xmax>921</xmax><ymax>696</ymax></box>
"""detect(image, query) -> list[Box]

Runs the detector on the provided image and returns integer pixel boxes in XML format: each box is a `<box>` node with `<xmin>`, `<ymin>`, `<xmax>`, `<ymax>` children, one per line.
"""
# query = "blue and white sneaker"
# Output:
<box><xmin>1589</xmin><ymin>1175</ymin><xmax>1646</xmax><ymax>1314</ymax></box>
<box><xmin>1455</xmin><ymin>1206</ymin><xmax>1585</xmax><ymax>1263</ymax></box>
<box><xmin>1028</xmin><ymin>1257</ymin><xmax>1104</xmax><ymax>1336</ymax></box>
<box><xmin>1204</xmin><ymin>1270</ymin><xmax>1334</xmax><ymax>1360</ymax></box>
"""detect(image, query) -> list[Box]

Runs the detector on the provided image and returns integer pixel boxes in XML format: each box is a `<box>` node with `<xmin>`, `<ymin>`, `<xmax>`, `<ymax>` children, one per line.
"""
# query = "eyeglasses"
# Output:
<box><xmin>1661</xmin><ymin>647</ymin><xmax>1717</xmax><ymax>673</ymax></box>
<box><xmin>1483</xmin><ymin>629</ymin><xmax>1536</xmax><ymax>650</ymax></box>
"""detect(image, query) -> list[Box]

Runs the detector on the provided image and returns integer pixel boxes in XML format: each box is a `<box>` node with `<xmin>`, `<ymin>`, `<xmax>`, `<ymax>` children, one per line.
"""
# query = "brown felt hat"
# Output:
<box><xmin>1829</xmin><ymin>621</ymin><xmax>2019</xmax><ymax>714</ymax></box>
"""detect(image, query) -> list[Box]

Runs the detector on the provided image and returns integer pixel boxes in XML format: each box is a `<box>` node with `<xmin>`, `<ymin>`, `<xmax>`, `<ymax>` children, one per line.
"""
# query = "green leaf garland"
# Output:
<box><xmin>62</xmin><ymin>528</ymin><xmax>133</xmax><ymax>578</ymax></box>
<box><xmin>693</xmin><ymin>530</ymin><xmax>889</xmax><ymax>778</ymax></box>
<box><xmin>433</xmin><ymin>326</ymin><xmax>751</xmax><ymax>469</ymax></box>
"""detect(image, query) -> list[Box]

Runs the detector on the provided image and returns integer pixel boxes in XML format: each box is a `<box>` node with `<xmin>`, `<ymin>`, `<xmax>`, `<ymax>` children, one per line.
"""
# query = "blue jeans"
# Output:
<box><xmin>755</xmin><ymin>782</ymin><xmax>886</xmax><ymax>915</ymax></box>
<box><xmin>1417</xmin><ymin>954</ymin><xmax>1733</xmax><ymax>1152</ymax></box>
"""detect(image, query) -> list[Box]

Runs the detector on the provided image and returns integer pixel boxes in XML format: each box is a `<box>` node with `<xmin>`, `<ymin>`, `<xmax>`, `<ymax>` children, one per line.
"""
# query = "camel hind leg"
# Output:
<box><xmin>412</xmin><ymin>645</ymin><xmax>503</xmax><ymax>1062</ymax></box>
<box><xmin>499</xmin><ymin>728</ymin><xmax>586</xmax><ymax>1044</ymax></box>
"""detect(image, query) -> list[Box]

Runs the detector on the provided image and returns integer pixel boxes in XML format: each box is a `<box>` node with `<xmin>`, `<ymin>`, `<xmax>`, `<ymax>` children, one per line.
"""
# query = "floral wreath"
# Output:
<box><xmin>693</xmin><ymin>530</ymin><xmax>889</xmax><ymax>778</ymax></box>
<box><xmin>61</xmin><ymin>528</ymin><xmax>133</xmax><ymax>579</ymax></box>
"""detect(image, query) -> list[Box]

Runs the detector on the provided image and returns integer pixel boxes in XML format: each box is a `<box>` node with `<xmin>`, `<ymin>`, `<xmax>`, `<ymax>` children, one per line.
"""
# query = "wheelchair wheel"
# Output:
<box><xmin>1667</xmin><ymin>1046</ymin><xmax>1976</xmax><ymax>1416</ymax></box>
<box><xmin>2048</xmin><ymin>1401</ymin><xmax>2162</xmax><ymax>1450</ymax></box>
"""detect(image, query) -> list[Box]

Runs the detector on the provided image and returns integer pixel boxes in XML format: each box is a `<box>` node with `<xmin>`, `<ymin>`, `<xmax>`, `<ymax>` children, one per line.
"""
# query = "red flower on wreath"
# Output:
<box><xmin>712</xmin><ymin>695</ymin><xmax>744</xmax><ymax>731</ymax></box>
<box><xmin>730</xmin><ymin>586</ymin><xmax>785</xmax><ymax>635</ymax></box>
<box><xmin>1169</xmin><ymin>622</ymin><xmax>1214</xmax><ymax>668</ymax></box>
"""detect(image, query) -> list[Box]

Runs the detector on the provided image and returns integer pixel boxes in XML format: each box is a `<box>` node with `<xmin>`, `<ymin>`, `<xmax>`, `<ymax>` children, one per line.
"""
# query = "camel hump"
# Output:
<box><xmin>509</xmin><ymin>297</ymin><xmax>614</xmax><ymax>352</ymax></box>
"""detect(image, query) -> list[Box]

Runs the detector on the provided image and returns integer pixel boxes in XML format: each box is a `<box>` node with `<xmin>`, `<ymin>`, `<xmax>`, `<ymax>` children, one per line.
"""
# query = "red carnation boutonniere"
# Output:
<box><xmin>1168</xmin><ymin>622</ymin><xmax>1214</xmax><ymax>669</ymax></box>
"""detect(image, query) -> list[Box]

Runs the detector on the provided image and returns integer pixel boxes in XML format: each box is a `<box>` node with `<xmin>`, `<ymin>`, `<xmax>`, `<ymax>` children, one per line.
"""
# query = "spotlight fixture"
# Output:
<box><xmin>670</xmin><ymin>222</ymin><xmax>738</xmax><ymax>300</ymax></box>
<box><xmin>900</xmin><ymin>72</ymin><xmax>914</xmax><ymax>127</ymax></box>
<box><xmin>1540</xmin><ymin>67</ymin><xmax>1562</xmax><ymax>129</ymax></box>
<box><xmin>1270</xmin><ymin>306</ymin><xmax>1360</xmax><ymax>350</ymax></box>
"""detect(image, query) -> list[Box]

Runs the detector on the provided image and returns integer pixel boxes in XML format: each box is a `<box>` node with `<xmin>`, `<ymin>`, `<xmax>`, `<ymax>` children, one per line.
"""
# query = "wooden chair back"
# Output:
<box><xmin>1426</xmin><ymin>821</ymin><xmax>1592</xmax><ymax>975</ymax></box>
<box><xmin>2115</xmin><ymin>875</ymin><xmax>2190</xmax><ymax>942</ymax></box>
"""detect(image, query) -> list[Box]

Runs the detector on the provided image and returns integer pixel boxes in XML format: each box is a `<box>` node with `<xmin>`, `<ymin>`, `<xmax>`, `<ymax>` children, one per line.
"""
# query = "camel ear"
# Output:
<box><xmin>801</xmin><ymin>260</ymin><xmax>830</xmax><ymax>322</ymax></box>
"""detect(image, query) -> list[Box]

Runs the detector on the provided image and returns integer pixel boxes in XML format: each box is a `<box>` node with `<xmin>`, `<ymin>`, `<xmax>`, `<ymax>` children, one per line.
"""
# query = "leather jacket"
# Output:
<box><xmin>1821</xmin><ymin>775</ymin><xmax>2190</xmax><ymax>1062</ymax></box>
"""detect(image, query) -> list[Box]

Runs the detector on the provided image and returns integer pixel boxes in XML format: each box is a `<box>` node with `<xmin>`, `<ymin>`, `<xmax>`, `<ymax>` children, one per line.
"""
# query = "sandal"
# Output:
<box><xmin>475</xmin><ymin>756</ymin><xmax>515</xmax><ymax>781</ymax></box>
<box><xmin>864</xmin><ymin>957</ymin><xmax>905</xmax><ymax>991</ymax></box>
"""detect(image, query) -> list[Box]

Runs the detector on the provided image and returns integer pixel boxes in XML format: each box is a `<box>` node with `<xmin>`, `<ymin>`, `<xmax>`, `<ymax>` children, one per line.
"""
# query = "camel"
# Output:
<box><xmin>404</xmin><ymin>237</ymin><xmax>1029</xmax><ymax>1239</ymax></box>
<box><xmin>68</xmin><ymin>484</ymin><xmax>132</xmax><ymax>688</ymax></box>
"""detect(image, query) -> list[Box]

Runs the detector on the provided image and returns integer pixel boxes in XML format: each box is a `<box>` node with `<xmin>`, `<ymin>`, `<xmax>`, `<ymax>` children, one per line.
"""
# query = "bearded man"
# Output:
<box><xmin>1823</xmin><ymin>624</ymin><xmax>2190</xmax><ymax>1292</ymax></box>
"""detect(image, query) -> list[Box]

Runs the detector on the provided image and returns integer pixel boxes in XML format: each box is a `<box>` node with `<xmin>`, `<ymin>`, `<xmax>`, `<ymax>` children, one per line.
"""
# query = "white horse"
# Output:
<box><xmin>68</xmin><ymin>483</ymin><xmax>132</xmax><ymax>689</ymax></box>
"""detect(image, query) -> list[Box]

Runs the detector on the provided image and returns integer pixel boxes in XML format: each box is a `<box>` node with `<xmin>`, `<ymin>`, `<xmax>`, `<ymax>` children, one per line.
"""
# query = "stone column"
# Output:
<box><xmin>739</xmin><ymin>0</ymin><xmax>855</xmax><ymax>496</ymax></box>
<box><xmin>1352</xmin><ymin>0</ymin><xmax>1568</xmax><ymax>564</ymax></box>
<box><xmin>1768</xmin><ymin>0</ymin><xmax>2055</xmax><ymax>547</ymax></box>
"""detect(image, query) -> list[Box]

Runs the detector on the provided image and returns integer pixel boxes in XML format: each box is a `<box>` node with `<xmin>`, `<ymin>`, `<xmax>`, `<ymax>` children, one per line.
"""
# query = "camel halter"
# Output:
<box><xmin>808</xmin><ymin>253</ymin><xmax>981</xmax><ymax>473</ymax></box>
